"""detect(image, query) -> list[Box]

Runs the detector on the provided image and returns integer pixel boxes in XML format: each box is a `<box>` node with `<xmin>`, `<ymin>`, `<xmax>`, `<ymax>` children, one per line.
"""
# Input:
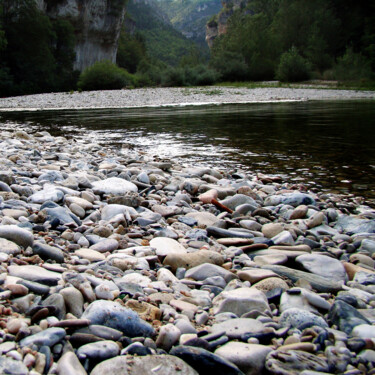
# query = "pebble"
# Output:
<box><xmin>0</xmin><ymin>127</ymin><xmax>375</xmax><ymax>374</ymax></box>
<box><xmin>215</xmin><ymin>342</ymin><xmax>272</xmax><ymax>375</ymax></box>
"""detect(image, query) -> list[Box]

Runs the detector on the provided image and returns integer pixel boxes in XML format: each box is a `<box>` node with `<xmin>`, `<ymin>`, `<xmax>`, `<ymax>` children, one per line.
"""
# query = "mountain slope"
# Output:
<box><xmin>155</xmin><ymin>0</ymin><xmax>222</xmax><ymax>47</ymax></box>
<box><xmin>126</xmin><ymin>0</ymin><xmax>197</xmax><ymax>66</ymax></box>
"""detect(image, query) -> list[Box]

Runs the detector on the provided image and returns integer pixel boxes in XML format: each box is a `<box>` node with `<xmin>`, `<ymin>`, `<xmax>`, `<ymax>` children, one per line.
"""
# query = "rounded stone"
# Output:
<box><xmin>215</xmin><ymin>342</ymin><xmax>272</xmax><ymax>375</ymax></box>
<box><xmin>150</xmin><ymin>237</ymin><xmax>187</xmax><ymax>257</ymax></box>
<box><xmin>163</xmin><ymin>251</ymin><xmax>224</xmax><ymax>272</ymax></box>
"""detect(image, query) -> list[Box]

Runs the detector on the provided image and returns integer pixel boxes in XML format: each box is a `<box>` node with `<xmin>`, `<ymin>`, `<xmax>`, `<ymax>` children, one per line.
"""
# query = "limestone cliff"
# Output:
<box><xmin>206</xmin><ymin>0</ymin><xmax>251</xmax><ymax>48</ymax></box>
<box><xmin>41</xmin><ymin>0</ymin><xmax>127</xmax><ymax>71</ymax></box>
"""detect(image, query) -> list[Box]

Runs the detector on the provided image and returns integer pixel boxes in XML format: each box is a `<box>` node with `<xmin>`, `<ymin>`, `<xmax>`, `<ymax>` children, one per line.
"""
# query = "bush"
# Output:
<box><xmin>210</xmin><ymin>51</ymin><xmax>248</xmax><ymax>81</ymax></box>
<box><xmin>333</xmin><ymin>47</ymin><xmax>373</xmax><ymax>81</ymax></box>
<box><xmin>276</xmin><ymin>46</ymin><xmax>311</xmax><ymax>82</ymax></box>
<box><xmin>161</xmin><ymin>67</ymin><xmax>186</xmax><ymax>87</ymax></box>
<box><xmin>77</xmin><ymin>60</ymin><xmax>134</xmax><ymax>91</ymax></box>
<box><xmin>185</xmin><ymin>64</ymin><xmax>220</xmax><ymax>86</ymax></box>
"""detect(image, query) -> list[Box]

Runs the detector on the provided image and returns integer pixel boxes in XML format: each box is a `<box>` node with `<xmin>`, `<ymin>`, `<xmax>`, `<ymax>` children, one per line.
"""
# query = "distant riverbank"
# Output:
<box><xmin>0</xmin><ymin>86</ymin><xmax>374</xmax><ymax>111</ymax></box>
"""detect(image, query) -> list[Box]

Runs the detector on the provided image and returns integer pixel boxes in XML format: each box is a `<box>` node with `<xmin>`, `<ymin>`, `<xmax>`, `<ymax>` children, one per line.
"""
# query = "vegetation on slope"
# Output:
<box><xmin>209</xmin><ymin>0</ymin><xmax>375</xmax><ymax>83</ymax></box>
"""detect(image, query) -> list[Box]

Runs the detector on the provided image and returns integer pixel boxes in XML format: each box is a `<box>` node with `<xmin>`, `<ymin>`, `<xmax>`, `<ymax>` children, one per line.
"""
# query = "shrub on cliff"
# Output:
<box><xmin>276</xmin><ymin>47</ymin><xmax>311</xmax><ymax>82</ymax></box>
<box><xmin>78</xmin><ymin>61</ymin><xmax>135</xmax><ymax>91</ymax></box>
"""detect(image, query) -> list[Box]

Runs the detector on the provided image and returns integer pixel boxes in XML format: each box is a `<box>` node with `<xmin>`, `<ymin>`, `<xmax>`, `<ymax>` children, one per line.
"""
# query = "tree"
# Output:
<box><xmin>2</xmin><ymin>0</ymin><xmax>57</xmax><ymax>94</ymax></box>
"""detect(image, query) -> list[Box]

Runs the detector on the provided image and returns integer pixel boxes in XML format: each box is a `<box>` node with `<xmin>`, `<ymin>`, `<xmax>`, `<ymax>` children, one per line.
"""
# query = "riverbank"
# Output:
<box><xmin>0</xmin><ymin>127</ymin><xmax>375</xmax><ymax>374</ymax></box>
<box><xmin>0</xmin><ymin>86</ymin><xmax>374</xmax><ymax>111</ymax></box>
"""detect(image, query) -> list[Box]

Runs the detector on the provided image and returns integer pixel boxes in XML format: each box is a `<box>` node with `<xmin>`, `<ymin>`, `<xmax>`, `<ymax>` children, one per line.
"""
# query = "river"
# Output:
<box><xmin>1</xmin><ymin>100</ymin><xmax>374</xmax><ymax>203</ymax></box>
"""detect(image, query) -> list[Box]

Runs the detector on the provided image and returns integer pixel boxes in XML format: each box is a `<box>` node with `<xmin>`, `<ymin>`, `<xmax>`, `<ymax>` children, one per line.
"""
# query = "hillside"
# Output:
<box><xmin>155</xmin><ymin>0</ymin><xmax>222</xmax><ymax>47</ymax></box>
<box><xmin>125</xmin><ymin>0</ymin><xmax>198</xmax><ymax>66</ymax></box>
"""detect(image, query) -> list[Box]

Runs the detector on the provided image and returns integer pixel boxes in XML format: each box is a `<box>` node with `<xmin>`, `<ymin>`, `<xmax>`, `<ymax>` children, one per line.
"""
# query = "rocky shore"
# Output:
<box><xmin>0</xmin><ymin>86</ymin><xmax>375</xmax><ymax>110</ymax></box>
<box><xmin>1</xmin><ymin>123</ymin><xmax>375</xmax><ymax>374</ymax></box>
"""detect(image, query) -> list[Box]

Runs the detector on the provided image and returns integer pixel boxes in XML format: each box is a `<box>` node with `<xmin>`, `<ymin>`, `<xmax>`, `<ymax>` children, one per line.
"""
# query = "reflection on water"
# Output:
<box><xmin>1</xmin><ymin>100</ymin><xmax>375</xmax><ymax>201</ymax></box>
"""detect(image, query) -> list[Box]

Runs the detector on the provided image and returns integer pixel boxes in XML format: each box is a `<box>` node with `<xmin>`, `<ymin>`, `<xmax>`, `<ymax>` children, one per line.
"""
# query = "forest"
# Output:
<box><xmin>0</xmin><ymin>0</ymin><xmax>374</xmax><ymax>96</ymax></box>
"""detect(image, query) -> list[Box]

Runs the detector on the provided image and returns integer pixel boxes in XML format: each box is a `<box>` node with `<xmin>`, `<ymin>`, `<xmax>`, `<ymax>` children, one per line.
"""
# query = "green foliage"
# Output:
<box><xmin>210</xmin><ymin>50</ymin><xmax>248</xmax><ymax>81</ymax></box>
<box><xmin>117</xmin><ymin>31</ymin><xmax>147</xmax><ymax>73</ymax></box>
<box><xmin>209</xmin><ymin>0</ymin><xmax>375</xmax><ymax>84</ymax></box>
<box><xmin>333</xmin><ymin>48</ymin><xmax>373</xmax><ymax>82</ymax></box>
<box><xmin>161</xmin><ymin>64</ymin><xmax>219</xmax><ymax>87</ymax></box>
<box><xmin>276</xmin><ymin>46</ymin><xmax>311</xmax><ymax>82</ymax></box>
<box><xmin>126</xmin><ymin>0</ymin><xmax>200</xmax><ymax>66</ymax></box>
<box><xmin>3</xmin><ymin>0</ymin><xmax>57</xmax><ymax>94</ymax></box>
<box><xmin>77</xmin><ymin>60</ymin><xmax>135</xmax><ymax>91</ymax></box>
<box><xmin>0</xmin><ymin>0</ymin><xmax>77</xmax><ymax>96</ymax></box>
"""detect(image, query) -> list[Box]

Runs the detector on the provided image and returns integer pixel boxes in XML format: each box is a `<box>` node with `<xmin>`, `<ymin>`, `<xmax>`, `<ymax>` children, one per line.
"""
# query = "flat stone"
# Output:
<box><xmin>81</xmin><ymin>300</ymin><xmax>155</xmax><ymax>337</ymax></box>
<box><xmin>101</xmin><ymin>204</ymin><xmax>136</xmax><ymax>221</ymax></box>
<box><xmin>264</xmin><ymin>265</ymin><xmax>343</xmax><ymax>293</ymax></box>
<box><xmin>170</xmin><ymin>299</ymin><xmax>199</xmax><ymax>313</ymax></box>
<box><xmin>65</xmin><ymin>196</ymin><xmax>93</xmax><ymax>210</ymax></box>
<box><xmin>280</xmin><ymin>288</ymin><xmax>331</xmax><ymax>313</ymax></box>
<box><xmin>253</xmin><ymin>254</ymin><xmax>288</xmax><ymax>266</ymax></box>
<box><xmin>29</xmin><ymin>186</ymin><xmax>64</xmax><ymax>204</ymax></box>
<box><xmin>20</xmin><ymin>327</ymin><xmax>66</xmax><ymax>347</ymax></box>
<box><xmin>271</xmin><ymin>231</ymin><xmax>295</xmax><ymax>246</ymax></box>
<box><xmin>0</xmin><ymin>357</ymin><xmax>28</xmax><ymax>375</ymax></box>
<box><xmin>269</xmin><ymin>244</ymin><xmax>311</xmax><ymax>252</ymax></box>
<box><xmin>264</xmin><ymin>193</ymin><xmax>316</xmax><ymax>207</ymax></box>
<box><xmin>262</xmin><ymin>223</ymin><xmax>284</xmax><ymax>238</ymax></box>
<box><xmin>170</xmin><ymin>346</ymin><xmax>244</xmax><ymax>375</ymax></box>
<box><xmin>185</xmin><ymin>263</ymin><xmax>237</xmax><ymax>282</ymax></box>
<box><xmin>0</xmin><ymin>238</ymin><xmax>21</xmax><ymax>255</ymax></box>
<box><xmin>296</xmin><ymin>253</ymin><xmax>347</xmax><ymax>282</ymax></box>
<box><xmin>352</xmin><ymin>324</ymin><xmax>375</xmax><ymax>339</ymax></box>
<box><xmin>342</xmin><ymin>262</ymin><xmax>375</xmax><ymax>280</ymax></box>
<box><xmin>164</xmin><ymin>251</ymin><xmax>224</xmax><ymax>272</ymax></box>
<box><xmin>252</xmin><ymin>277</ymin><xmax>290</xmax><ymax>293</ymax></box>
<box><xmin>215</xmin><ymin>342</ymin><xmax>272</xmax><ymax>375</ymax></box>
<box><xmin>0</xmin><ymin>225</ymin><xmax>33</xmax><ymax>248</ymax></box>
<box><xmin>150</xmin><ymin>237</ymin><xmax>187</xmax><ymax>257</ymax></box>
<box><xmin>211</xmin><ymin>318</ymin><xmax>265</xmax><ymax>339</ymax></box>
<box><xmin>335</xmin><ymin>215</ymin><xmax>375</xmax><ymax>234</ymax></box>
<box><xmin>328</xmin><ymin>300</ymin><xmax>370</xmax><ymax>335</ymax></box>
<box><xmin>358</xmin><ymin>239</ymin><xmax>375</xmax><ymax>255</ymax></box>
<box><xmin>212</xmin><ymin>288</ymin><xmax>270</xmax><ymax>316</ymax></box>
<box><xmin>220</xmin><ymin>194</ymin><xmax>258</xmax><ymax>211</ymax></box>
<box><xmin>238</xmin><ymin>269</ymin><xmax>278</xmax><ymax>284</ymax></box>
<box><xmin>90</xmin><ymin>239</ymin><xmax>119</xmax><ymax>253</ymax></box>
<box><xmin>266</xmin><ymin>350</ymin><xmax>329</xmax><ymax>374</ymax></box>
<box><xmin>8</xmin><ymin>265</ymin><xmax>62</xmax><ymax>286</ymax></box>
<box><xmin>92</xmin><ymin>177</ymin><xmax>138</xmax><ymax>195</ymax></box>
<box><xmin>43</xmin><ymin>205</ymin><xmax>81</xmax><ymax>227</ymax></box>
<box><xmin>77</xmin><ymin>340</ymin><xmax>120</xmax><ymax>361</ymax></box>
<box><xmin>91</xmin><ymin>355</ymin><xmax>199</xmax><ymax>375</ymax></box>
<box><xmin>207</xmin><ymin>227</ymin><xmax>254</xmax><ymax>239</ymax></box>
<box><xmin>75</xmin><ymin>248</ymin><xmax>106</xmax><ymax>262</ymax></box>
<box><xmin>32</xmin><ymin>241</ymin><xmax>64</xmax><ymax>263</ymax></box>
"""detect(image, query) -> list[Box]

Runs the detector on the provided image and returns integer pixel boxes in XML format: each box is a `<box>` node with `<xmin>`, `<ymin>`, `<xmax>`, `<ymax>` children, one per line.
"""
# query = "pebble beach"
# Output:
<box><xmin>0</xmin><ymin>86</ymin><xmax>375</xmax><ymax>110</ymax></box>
<box><xmin>0</xmin><ymin>87</ymin><xmax>375</xmax><ymax>374</ymax></box>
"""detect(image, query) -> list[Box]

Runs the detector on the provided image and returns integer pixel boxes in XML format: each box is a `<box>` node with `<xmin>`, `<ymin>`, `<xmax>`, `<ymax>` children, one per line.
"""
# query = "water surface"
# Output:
<box><xmin>1</xmin><ymin>100</ymin><xmax>375</xmax><ymax>202</ymax></box>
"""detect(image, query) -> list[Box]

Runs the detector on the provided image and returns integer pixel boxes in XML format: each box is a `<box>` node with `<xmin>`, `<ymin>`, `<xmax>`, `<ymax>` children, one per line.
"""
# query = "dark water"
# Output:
<box><xmin>1</xmin><ymin>100</ymin><xmax>375</xmax><ymax>202</ymax></box>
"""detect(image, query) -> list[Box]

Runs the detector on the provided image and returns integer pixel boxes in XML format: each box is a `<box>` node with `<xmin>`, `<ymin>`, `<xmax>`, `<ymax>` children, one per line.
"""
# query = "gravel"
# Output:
<box><xmin>0</xmin><ymin>86</ymin><xmax>374</xmax><ymax>111</ymax></box>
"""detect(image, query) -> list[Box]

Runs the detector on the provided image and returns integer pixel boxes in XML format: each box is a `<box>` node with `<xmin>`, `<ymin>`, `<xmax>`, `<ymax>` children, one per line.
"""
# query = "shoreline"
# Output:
<box><xmin>0</xmin><ymin>127</ymin><xmax>374</xmax><ymax>373</ymax></box>
<box><xmin>0</xmin><ymin>86</ymin><xmax>374</xmax><ymax>111</ymax></box>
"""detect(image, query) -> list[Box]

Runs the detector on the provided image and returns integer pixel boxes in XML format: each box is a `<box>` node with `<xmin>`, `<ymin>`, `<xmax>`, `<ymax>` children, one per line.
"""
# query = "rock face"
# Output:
<box><xmin>42</xmin><ymin>0</ymin><xmax>127</xmax><ymax>71</ymax></box>
<box><xmin>206</xmin><ymin>0</ymin><xmax>251</xmax><ymax>48</ymax></box>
